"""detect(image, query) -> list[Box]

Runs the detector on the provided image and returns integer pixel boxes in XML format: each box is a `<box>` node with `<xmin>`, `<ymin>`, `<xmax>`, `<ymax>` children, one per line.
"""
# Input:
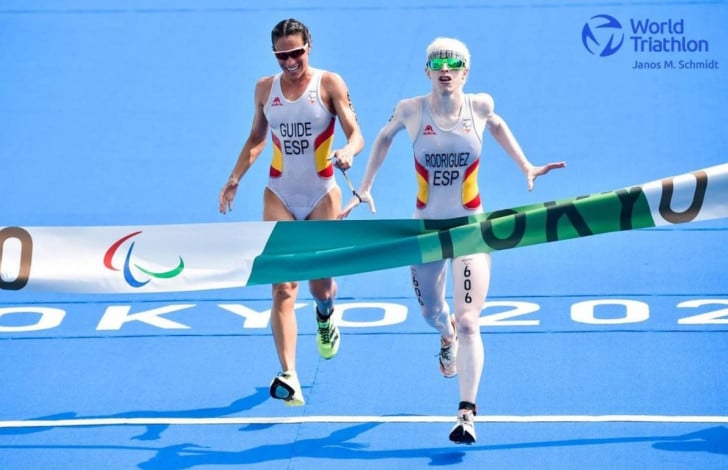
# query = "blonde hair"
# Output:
<box><xmin>426</xmin><ymin>37</ymin><xmax>471</xmax><ymax>69</ymax></box>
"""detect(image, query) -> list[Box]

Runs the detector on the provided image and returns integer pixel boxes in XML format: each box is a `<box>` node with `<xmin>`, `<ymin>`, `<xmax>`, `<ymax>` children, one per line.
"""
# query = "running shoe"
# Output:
<box><xmin>439</xmin><ymin>335</ymin><xmax>458</xmax><ymax>378</ymax></box>
<box><xmin>269</xmin><ymin>372</ymin><xmax>305</xmax><ymax>406</ymax></box>
<box><xmin>316</xmin><ymin>311</ymin><xmax>340</xmax><ymax>359</ymax></box>
<box><xmin>449</xmin><ymin>409</ymin><xmax>476</xmax><ymax>444</ymax></box>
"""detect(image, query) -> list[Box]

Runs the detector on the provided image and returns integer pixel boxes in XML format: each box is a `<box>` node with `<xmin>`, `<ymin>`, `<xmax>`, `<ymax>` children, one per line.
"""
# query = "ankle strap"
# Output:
<box><xmin>458</xmin><ymin>401</ymin><xmax>477</xmax><ymax>415</ymax></box>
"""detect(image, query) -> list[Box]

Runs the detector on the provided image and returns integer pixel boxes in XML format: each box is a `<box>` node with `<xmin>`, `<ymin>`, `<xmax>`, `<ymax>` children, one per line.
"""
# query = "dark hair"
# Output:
<box><xmin>271</xmin><ymin>18</ymin><xmax>311</xmax><ymax>50</ymax></box>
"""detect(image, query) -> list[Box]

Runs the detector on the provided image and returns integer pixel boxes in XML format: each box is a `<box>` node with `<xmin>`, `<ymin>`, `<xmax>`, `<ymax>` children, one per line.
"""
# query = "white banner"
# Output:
<box><xmin>0</xmin><ymin>222</ymin><xmax>275</xmax><ymax>293</ymax></box>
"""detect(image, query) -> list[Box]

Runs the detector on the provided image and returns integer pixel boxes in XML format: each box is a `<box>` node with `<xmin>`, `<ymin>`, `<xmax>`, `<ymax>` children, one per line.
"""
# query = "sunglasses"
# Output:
<box><xmin>427</xmin><ymin>57</ymin><xmax>465</xmax><ymax>70</ymax></box>
<box><xmin>273</xmin><ymin>46</ymin><xmax>307</xmax><ymax>61</ymax></box>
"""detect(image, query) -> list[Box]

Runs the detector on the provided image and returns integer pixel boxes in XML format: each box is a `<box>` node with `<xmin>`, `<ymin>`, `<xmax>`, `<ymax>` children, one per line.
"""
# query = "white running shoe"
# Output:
<box><xmin>439</xmin><ymin>335</ymin><xmax>458</xmax><ymax>378</ymax></box>
<box><xmin>269</xmin><ymin>372</ymin><xmax>305</xmax><ymax>406</ymax></box>
<box><xmin>449</xmin><ymin>409</ymin><xmax>476</xmax><ymax>444</ymax></box>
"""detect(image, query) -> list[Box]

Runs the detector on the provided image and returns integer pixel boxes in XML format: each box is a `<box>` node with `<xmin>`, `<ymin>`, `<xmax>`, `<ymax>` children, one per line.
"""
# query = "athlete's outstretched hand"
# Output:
<box><xmin>339</xmin><ymin>190</ymin><xmax>376</xmax><ymax>219</ymax></box>
<box><xmin>219</xmin><ymin>178</ymin><xmax>239</xmax><ymax>214</ymax></box>
<box><xmin>526</xmin><ymin>161</ymin><xmax>567</xmax><ymax>191</ymax></box>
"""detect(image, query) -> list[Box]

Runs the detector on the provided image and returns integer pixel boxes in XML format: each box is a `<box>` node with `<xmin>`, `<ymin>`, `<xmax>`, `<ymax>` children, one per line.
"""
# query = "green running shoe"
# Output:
<box><xmin>316</xmin><ymin>313</ymin><xmax>340</xmax><ymax>359</ymax></box>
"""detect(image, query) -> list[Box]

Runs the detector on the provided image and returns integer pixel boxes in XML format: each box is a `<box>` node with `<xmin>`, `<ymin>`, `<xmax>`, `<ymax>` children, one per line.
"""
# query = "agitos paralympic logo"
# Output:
<box><xmin>103</xmin><ymin>231</ymin><xmax>184</xmax><ymax>288</ymax></box>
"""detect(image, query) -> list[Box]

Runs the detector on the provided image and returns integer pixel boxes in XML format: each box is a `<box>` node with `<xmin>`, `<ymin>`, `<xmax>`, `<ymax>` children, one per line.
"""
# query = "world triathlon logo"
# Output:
<box><xmin>103</xmin><ymin>231</ymin><xmax>184</xmax><ymax>288</ymax></box>
<box><xmin>582</xmin><ymin>14</ymin><xmax>624</xmax><ymax>57</ymax></box>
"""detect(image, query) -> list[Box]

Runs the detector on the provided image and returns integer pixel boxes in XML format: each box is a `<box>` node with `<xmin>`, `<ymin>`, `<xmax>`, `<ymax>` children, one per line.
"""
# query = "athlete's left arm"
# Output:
<box><xmin>323</xmin><ymin>72</ymin><xmax>365</xmax><ymax>170</ymax></box>
<box><xmin>474</xmin><ymin>93</ymin><xmax>566</xmax><ymax>191</ymax></box>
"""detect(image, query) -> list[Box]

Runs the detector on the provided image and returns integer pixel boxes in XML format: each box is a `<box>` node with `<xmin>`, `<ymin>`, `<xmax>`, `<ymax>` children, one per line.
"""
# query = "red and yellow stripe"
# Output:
<box><xmin>269</xmin><ymin>134</ymin><xmax>283</xmax><ymax>178</ymax></box>
<box><xmin>314</xmin><ymin>117</ymin><xmax>336</xmax><ymax>178</ymax></box>
<box><xmin>414</xmin><ymin>157</ymin><xmax>429</xmax><ymax>209</ymax></box>
<box><xmin>462</xmin><ymin>158</ymin><xmax>481</xmax><ymax>209</ymax></box>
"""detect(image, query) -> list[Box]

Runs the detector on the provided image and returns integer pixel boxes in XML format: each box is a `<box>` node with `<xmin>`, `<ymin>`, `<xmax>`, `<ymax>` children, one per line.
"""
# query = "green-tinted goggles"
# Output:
<box><xmin>427</xmin><ymin>57</ymin><xmax>465</xmax><ymax>70</ymax></box>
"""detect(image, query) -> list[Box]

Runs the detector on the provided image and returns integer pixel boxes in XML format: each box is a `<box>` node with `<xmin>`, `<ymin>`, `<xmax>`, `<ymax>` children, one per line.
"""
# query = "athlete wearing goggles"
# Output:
<box><xmin>427</xmin><ymin>56</ymin><xmax>466</xmax><ymax>70</ymax></box>
<box><xmin>342</xmin><ymin>36</ymin><xmax>566</xmax><ymax>447</ymax></box>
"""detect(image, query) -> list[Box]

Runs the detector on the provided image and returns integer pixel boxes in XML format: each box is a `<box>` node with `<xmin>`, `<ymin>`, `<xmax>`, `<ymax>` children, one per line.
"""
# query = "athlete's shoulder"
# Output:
<box><xmin>469</xmin><ymin>92</ymin><xmax>495</xmax><ymax>117</ymax></box>
<box><xmin>382</xmin><ymin>96</ymin><xmax>422</xmax><ymax>133</ymax></box>
<box><xmin>395</xmin><ymin>95</ymin><xmax>424</xmax><ymax>116</ymax></box>
<box><xmin>469</xmin><ymin>92</ymin><xmax>494</xmax><ymax>107</ymax></box>
<box><xmin>256</xmin><ymin>74</ymin><xmax>277</xmax><ymax>85</ymax></box>
<box><xmin>254</xmin><ymin>75</ymin><xmax>276</xmax><ymax>92</ymax></box>
<box><xmin>319</xmin><ymin>69</ymin><xmax>347</xmax><ymax>86</ymax></box>
<box><xmin>254</xmin><ymin>75</ymin><xmax>276</xmax><ymax>102</ymax></box>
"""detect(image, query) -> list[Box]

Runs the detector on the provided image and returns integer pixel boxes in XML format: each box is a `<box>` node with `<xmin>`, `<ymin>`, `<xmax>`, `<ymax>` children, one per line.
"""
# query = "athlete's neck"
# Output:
<box><xmin>280</xmin><ymin>68</ymin><xmax>313</xmax><ymax>100</ymax></box>
<box><xmin>428</xmin><ymin>92</ymin><xmax>464</xmax><ymax>121</ymax></box>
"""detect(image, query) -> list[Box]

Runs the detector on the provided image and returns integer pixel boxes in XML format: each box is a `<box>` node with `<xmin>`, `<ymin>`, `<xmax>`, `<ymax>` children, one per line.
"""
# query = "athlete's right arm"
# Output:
<box><xmin>340</xmin><ymin>99</ymin><xmax>413</xmax><ymax>217</ymax></box>
<box><xmin>219</xmin><ymin>77</ymin><xmax>272</xmax><ymax>214</ymax></box>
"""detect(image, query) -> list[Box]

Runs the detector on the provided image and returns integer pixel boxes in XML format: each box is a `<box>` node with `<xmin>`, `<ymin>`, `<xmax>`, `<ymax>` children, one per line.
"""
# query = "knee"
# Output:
<box><xmin>309</xmin><ymin>278</ymin><xmax>335</xmax><ymax>300</ymax></box>
<box><xmin>455</xmin><ymin>311</ymin><xmax>481</xmax><ymax>336</ymax></box>
<box><xmin>420</xmin><ymin>302</ymin><xmax>449</xmax><ymax>323</ymax></box>
<box><xmin>272</xmin><ymin>282</ymin><xmax>298</xmax><ymax>302</ymax></box>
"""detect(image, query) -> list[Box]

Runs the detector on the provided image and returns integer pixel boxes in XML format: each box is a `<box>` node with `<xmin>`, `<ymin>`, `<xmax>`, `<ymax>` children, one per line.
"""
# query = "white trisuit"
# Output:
<box><xmin>263</xmin><ymin>68</ymin><xmax>338</xmax><ymax>220</ymax></box>
<box><xmin>410</xmin><ymin>95</ymin><xmax>490</xmax><ymax>405</ymax></box>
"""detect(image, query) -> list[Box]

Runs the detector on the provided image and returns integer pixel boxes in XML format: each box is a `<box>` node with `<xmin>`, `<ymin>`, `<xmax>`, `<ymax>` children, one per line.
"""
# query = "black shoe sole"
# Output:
<box><xmin>449</xmin><ymin>426</ymin><xmax>476</xmax><ymax>445</ymax></box>
<box><xmin>269</xmin><ymin>377</ymin><xmax>295</xmax><ymax>401</ymax></box>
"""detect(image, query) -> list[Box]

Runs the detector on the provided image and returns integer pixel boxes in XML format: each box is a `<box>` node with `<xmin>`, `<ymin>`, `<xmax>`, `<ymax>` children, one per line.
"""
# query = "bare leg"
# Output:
<box><xmin>263</xmin><ymin>188</ymin><xmax>299</xmax><ymax>372</ymax></box>
<box><xmin>306</xmin><ymin>187</ymin><xmax>342</xmax><ymax>359</ymax></box>
<box><xmin>270</xmin><ymin>281</ymin><xmax>299</xmax><ymax>372</ymax></box>
<box><xmin>447</xmin><ymin>253</ymin><xmax>490</xmax><ymax>444</ymax></box>
<box><xmin>307</xmin><ymin>187</ymin><xmax>342</xmax><ymax>313</ymax></box>
<box><xmin>451</xmin><ymin>253</ymin><xmax>490</xmax><ymax>405</ymax></box>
